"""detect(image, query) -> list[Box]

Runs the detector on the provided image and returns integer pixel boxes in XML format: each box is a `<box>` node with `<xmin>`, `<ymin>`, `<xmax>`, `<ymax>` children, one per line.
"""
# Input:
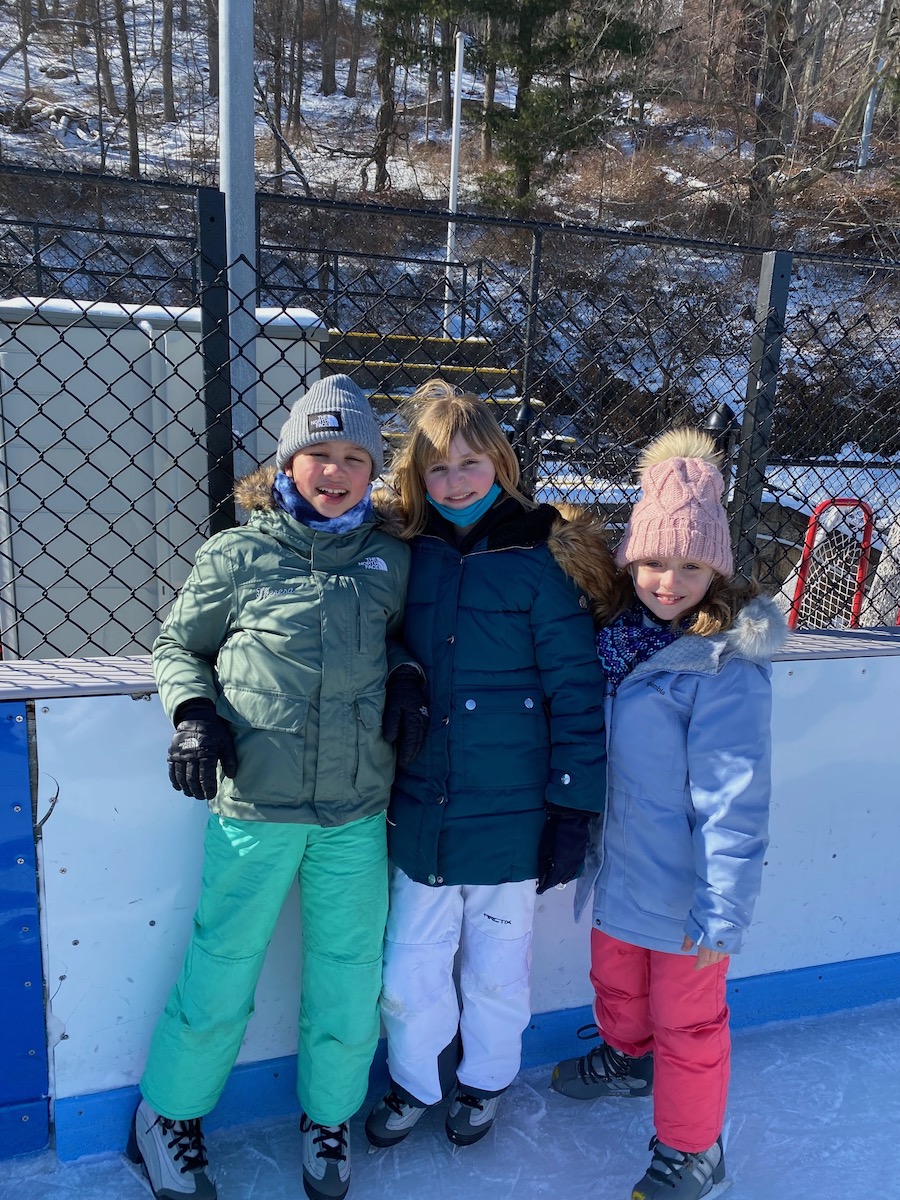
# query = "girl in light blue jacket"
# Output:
<box><xmin>551</xmin><ymin>429</ymin><xmax>786</xmax><ymax>1200</ymax></box>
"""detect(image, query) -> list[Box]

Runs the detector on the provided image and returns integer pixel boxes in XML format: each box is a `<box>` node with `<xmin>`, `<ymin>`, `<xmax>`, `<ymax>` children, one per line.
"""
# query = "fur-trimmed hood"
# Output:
<box><xmin>234</xmin><ymin>466</ymin><xmax>406</xmax><ymax>537</ymax></box>
<box><xmin>628</xmin><ymin>594</ymin><xmax>787</xmax><ymax>680</ymax></box>
<box><xmin>547</xmin><ymin>503</ymin><xmax>618</xmax><ymax>610</ymax></box>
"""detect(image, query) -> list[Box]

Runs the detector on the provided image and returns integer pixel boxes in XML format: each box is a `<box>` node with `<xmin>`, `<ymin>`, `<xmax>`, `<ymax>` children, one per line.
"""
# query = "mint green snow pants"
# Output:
<box><xmin>141</xmin><ymin>810</ymin><xmax>388</xmax><ymax>1126</ymax></box>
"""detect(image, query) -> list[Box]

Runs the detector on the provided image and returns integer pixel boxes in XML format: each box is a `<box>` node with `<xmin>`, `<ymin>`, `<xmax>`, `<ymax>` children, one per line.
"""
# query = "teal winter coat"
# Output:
<box><xmin>388</xmin><ymin>497</ymin><xmax>610</xmax><ymax>886</ymax></box>
<box><xmin>153</xmin><ymin>467</ymin><xmax>411</xmax><ymax>826</ymax></box>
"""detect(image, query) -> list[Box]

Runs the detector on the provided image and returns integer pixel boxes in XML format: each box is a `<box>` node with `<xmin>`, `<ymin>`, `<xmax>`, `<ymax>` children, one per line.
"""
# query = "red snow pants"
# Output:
<box><xmin>589</xmin><ymin>929</ymin><xmax>730</xmax><ymax>1153</ymax></box>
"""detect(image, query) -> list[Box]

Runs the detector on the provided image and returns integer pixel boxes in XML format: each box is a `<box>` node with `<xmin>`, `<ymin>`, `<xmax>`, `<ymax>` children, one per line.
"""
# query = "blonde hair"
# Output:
<box><xmin>390</xmin><ymin>379</ymin><xmax>533</xmax><ymax>539</ymax></box>
<box><xmin>593</xmin><ymin>567</ymin><xmax>759</xmax><ymax>636</ymax></box>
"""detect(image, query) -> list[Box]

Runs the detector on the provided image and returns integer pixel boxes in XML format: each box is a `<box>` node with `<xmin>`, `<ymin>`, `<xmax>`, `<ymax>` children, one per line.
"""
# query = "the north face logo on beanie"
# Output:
<box><xmin>308</xmin><ymin>412</ymin><xmax>343</xmax><ymax>432</ymax></box>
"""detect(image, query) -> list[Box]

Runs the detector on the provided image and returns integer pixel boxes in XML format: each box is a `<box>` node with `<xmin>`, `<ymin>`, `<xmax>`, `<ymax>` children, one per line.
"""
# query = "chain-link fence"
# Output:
<box><xmin>0</xmin><ymin>164</ymin><xmax>898</xmax><ymax>658</ymax></box>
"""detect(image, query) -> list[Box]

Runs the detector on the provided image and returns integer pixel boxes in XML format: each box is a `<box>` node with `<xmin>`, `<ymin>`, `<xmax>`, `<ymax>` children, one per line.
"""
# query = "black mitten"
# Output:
<box><xmin>167</xmin><ymin>699</ymin><xmax>238</xmax><ymax>801</ymax></box>
<box><xmin>536</xmin><ymin>804</ymin><xmax>592</xmax><ymax>894</ymax></box>
<box><xmin>382</xmin><ymin>664</ymin><xmax>429</xmax><ymax>768</ymax></box>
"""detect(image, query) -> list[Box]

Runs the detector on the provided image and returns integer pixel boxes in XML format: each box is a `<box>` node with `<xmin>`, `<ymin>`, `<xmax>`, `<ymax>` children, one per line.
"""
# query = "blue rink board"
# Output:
<box><xmin>0</xmin><ymin>703</ymin><xmax>50</xmax><ymax>1158</ymax></box>
<box><xmin>46</xmin><ymin>948</ymin><xmax>900</xmax><ymax>1161</ymax></box>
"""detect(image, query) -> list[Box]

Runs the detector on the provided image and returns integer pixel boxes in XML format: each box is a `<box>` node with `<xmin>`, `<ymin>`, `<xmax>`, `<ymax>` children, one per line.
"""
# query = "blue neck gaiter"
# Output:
<box><xmin>272</xmin><ymin>470</ymin><xmax>374</xmax><ymax>532</ymax></box>
<box><xmin>427</xmin><ymin>483</ymin><xmax>503</xmax><ymax>527</ymax></box>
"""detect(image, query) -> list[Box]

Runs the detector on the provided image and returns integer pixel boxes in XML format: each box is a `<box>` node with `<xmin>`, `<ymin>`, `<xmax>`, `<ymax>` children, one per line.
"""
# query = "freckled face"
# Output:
<box><xmin>424</xmin><ymin>434</ymin><xmax>496</xmax><ymax>508</ymax></box>
<box><xmin>632</xmin><ymin>557</ymin><xmax>716</xmax><ymax>622</ymax></box>
<box><xmin>289</xmin><ymin>440</ymin><xmax>372</xmax><ymax>517</ymax></box>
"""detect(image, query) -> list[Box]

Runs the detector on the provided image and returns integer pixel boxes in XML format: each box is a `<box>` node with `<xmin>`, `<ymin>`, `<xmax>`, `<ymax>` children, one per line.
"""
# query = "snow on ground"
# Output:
<box><xmin>1</xmin><ymin>998</ymin><xmax>892</xmax><ymax>1200</ymax></box>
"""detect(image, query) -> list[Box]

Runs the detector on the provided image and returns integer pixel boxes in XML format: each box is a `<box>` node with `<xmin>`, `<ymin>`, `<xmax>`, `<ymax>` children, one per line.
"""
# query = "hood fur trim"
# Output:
<box><xmin>638</xmin><ymin>428</ymin><xmax>722</xmax><ymax>475</ymax></box>
<box><xmin>234</xmin><ymin>466</ymin><xmax>405</xmax><ymax>536</ymax></box>
<box><xmin>547</xmin><ymin>504</ymin><xmax>617</xmax><ymax>606</ymax></box>
<box><xmin>235</xmin><ymin>466</ymin><xmax>277</xmax><ymax>512</ymax></box>
<box><xmin>727</xmin><ymin>595</ymin><xmax>788</xmax><ymax>662</ymax></box>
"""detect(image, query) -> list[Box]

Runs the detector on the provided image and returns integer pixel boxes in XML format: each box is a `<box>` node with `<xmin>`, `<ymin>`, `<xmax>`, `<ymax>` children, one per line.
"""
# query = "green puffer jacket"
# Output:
<box><xmin>152</xmin><ymin>468</ymin><xmax>411</xmax><ymax>826</ymax></box>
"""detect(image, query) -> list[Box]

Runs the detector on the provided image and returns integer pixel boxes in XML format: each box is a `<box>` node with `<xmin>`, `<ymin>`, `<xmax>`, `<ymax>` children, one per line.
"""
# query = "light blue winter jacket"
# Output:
<box><xmin>575</xmin><ymin>596</ymin><xmax>786</xmax><ymax>956</ymax></box>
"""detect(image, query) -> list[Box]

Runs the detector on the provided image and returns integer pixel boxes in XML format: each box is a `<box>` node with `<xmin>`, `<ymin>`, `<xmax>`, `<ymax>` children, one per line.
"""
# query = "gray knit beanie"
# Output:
<box><xmin>275</xmin><ymin>374</ymin><xmax>384</xmax><ymax>477</ymax></box>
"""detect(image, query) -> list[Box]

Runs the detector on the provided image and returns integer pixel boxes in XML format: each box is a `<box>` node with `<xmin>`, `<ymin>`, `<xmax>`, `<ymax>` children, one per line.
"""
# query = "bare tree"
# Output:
<box><xmin>206</xmin><ymin>0</ymin><xmax>219</xmax><ymax>97</ymax></box>
<box><xmin>320</xmin><ymin>0</ymin><xmax>339</xmax><ymax>95</ymax></box>
<box><xmin>482</xmin><ymin>13</ymin><xmax>499</xmax><ymax>160</ymax></box>
<box><xmin>345</xmin><ymin>0</ymin><xmax>363</xmax><ymax>97</ymax></box>
<box><xmin>111</xmin><ymin>0</ymin><xmax>141</xmax><ymax>176</ymax></box>
<box><xmin>161</xmin><ymin>0</ymin><xmax>176</xmax><ymax>121</ymax></box>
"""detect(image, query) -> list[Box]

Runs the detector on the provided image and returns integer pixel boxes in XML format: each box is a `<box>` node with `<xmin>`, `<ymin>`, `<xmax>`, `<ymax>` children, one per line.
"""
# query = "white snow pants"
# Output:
<box><xmin>380</xmin><ymin>866</ymin><xmax>537</xmax><ymax>1106</ymax></box>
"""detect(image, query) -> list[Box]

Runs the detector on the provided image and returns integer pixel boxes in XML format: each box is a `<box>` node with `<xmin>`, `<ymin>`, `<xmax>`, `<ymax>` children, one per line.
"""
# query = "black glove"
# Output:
<box><xmin>167</xmin><ymin>699</ymin><xmax>238</xmax><ymax>801</ymax></box>
<box><xmin>382</xmin><ymin>664</ymin><xmax>429</xmax><ymax>768</ymax></box>
<box><xmin>536</xmin><ymin>804</ymin><xmax>592</xmax><ymax>894</ymax></box>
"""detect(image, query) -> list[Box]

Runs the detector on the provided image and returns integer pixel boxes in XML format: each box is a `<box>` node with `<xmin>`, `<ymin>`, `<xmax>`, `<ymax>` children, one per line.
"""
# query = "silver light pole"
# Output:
<box><xmin>219</xmin><ymin>0</ymin><xmax>258</xmax><ymax>477</ymax></box>
<box><xmin>443</xmin><ymin>31</ymin><xmax>465</xmax><ymax>339</ymax></box>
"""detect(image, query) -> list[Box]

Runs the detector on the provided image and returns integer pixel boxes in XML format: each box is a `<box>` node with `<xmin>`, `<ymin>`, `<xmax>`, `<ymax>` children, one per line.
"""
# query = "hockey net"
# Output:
<box><xmin>785</xmin><ymin>499</ymin><xmax>875</xmax><ymax>631</ymax></box>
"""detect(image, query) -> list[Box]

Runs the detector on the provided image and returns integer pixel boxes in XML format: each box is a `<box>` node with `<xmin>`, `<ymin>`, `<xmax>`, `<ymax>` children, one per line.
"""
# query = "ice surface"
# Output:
<box><xmin>2</xmin><ymin>1000</ymin><xmax>894</xmax><ymax>1200</ymax></box>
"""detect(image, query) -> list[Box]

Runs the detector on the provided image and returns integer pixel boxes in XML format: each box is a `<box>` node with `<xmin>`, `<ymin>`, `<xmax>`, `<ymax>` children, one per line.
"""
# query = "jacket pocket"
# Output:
<box><xmin>453</xmin><ymin>687</ymin><xmax>549</xmax><ymax>793</ymax></box>
<box><xmin>217</xmin><ymin>687</ymin><xmax>309</xmax><ymax>804</ymax></box>
<box><xmin>621</xmin><ymin>788</ymin><xmax>693</xmax><ymax>920</ymax></box>
<box><xmin>353</xmin><ymin>691</ymin><xmax>394</xmax><ymax>799</ymax></box>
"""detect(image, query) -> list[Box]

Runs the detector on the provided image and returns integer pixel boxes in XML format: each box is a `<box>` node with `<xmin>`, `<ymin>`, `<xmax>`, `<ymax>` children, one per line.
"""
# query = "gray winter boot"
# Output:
<box><xmin>300</xmin><ymin>1116</ymin><xmax>351</xmax><ymax>1200</ymax></box>
<box><xmin>365</xmin><ymin>1088</ymin><xmax>430</xmax><ymax>1148</ymax></box>
<box><xmin>444</xmin><ymin>1087</ymin><xmax>501</xmax><ymax>1147</ymax></box>
<box><xmin>551</xmin><ymin>1039</ymin><xmax>653</xmax><ymax>1099</ymax></box>
<box><xmin>631</xmin><ymin>1135</ymin><xmax>729</xmax><ymax>1200</ymax></box>
<box><xmin>126</xmin><ymin>1100</ymin><xmax>216</xmax><ymax>1199</ymax></box>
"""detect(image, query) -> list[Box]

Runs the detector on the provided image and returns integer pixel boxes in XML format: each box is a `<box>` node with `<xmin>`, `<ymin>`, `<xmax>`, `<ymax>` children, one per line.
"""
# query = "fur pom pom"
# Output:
<box><xmin>638</xmin><ymin>428</ymin><xmax>722</xmax><ymax>475</ymax></box>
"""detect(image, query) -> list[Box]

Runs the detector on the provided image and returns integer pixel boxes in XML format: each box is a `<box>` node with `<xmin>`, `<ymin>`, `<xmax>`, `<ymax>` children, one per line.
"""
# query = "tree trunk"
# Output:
<box><xmin>17</xmin><ymin>0</ymin><xmax>30</xmax><ymax>92</ymax></box>
<box><xmin>92</xmin><ymin>0</ymin><xmax>120</xmax><ymax>118</ymax></box>
<box><xmin>320</xmin><ymin>0</ymin><xmax>338</xmax><ymax>96</ymax></box>
<box><xmin>745</xmin><ymin>1</ymin><xmax>790</xmax><ymax>246</ymax></box>
<box><xmin>111</xmin><ymin>0</ymin><xmax>141</xmax><ymax>176</ymax></box>
<box><xmin>345</xmin><ymin>0</ymin><xmax>362</xmax><ymax>97</ymax></box>
<box><xmin>287</xmin><ymin>0</ymin><xmax>305</xmax><ymax>131</ymax></box>
<box><xmin>514</xmin><ymin>8</ymin><xmax>536</xmax><ymax>199</ymax></box>
<box><xmin>482</xmin><ymin>14</ymin><xmax>498</xmax><ymax>161</ymax></box>
<box><xmin>271</xmin><ymin>0</ymin><xmax>285</xmax><ymax>186</ymax></box>
<box><xmin>206</xmin><ymin>0</ymin><xmax>219</xmax><ymax>97</ymax></box>
<box><xmin>161</xmin><ymin>0</ymin><xmax>176</xmax><ymax>121</ymax></box>
<box><xmin>74</xmin><ymin>0</ymin><xmax>90</xmax><ymax>45</ymax></box>
<box><xmin>373</xmin><ymin>36</ymin><xmax>396</xmax><ymax>192</ymax></box>
<box><xmin>780</xmin><ymin>0</ymin><xmax>813</xmax><ymax>148</ymax></box>
<box><xmin>440</xmin><ymin>18</ymin><xmax>452</xmax><ymax>130</ymax></box>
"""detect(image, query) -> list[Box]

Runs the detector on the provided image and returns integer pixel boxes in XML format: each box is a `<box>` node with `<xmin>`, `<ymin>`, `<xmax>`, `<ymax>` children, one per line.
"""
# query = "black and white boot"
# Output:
<box><xmin>551</xmin><ymin>1039</ymin><xmax>653</xmax><ymax>1100</ymax></box>
<box><xmin>126</xmin><ymin>1099</ymin><xmax>216</xmax><ymax>1199</ymax></box>
<box><xmin>444</xmin><ymin>1087</ymin><xmax>501</xmax><ymax>1147</ymax></box>
<box><xmin>300</xmin><ymin>1115</ymin><xmax>351</xmax><ymax>1200</ymax></box>
<box><xmin>632</xmin><ymin>1135</ymin><xmax>730</xmax><ymax>1200</ymax></box>
<box><xmin>365</xmin><ymin>1088</ymin><xmax>430</xmax><ymax>1148</ymax></box>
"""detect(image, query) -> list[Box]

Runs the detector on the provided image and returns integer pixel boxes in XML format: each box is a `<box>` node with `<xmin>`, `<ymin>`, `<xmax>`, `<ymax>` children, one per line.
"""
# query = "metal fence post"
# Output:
<box><xmin>728</xmin><ymin>249</ymin><xmax>793</xmax><ymax>581</ymax></box>
<box><xmin>517</xmin><ymin>229</ymin><xmax>543</xmax><ymax>495</ymax></box>
<box><xmin>197</xmin><ymin>187</ymin><xmax>237</xmax><ymax>533</ymax></box>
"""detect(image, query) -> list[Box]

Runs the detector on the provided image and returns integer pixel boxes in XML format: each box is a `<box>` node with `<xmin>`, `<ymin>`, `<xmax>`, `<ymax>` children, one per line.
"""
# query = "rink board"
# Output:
<box><xmin>1</xmin><ymin>630</ymin><xmax>898</xmax><ymax>1159</ymax></box>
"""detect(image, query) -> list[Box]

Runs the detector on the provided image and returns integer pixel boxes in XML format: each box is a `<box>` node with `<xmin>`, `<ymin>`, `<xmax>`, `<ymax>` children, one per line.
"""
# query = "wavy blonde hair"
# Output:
<box><xmin>593</xmin><ymin>567</ymin><xmax>759</xmax><ymax>636</ymax></box>
<box><xmin>390</xmin><ymin>379</ymin><xmax>533</xmax><ymax>539</ymax></box>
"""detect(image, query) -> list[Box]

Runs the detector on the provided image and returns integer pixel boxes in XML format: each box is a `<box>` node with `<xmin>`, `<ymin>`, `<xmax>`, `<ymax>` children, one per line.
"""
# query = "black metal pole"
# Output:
<box><xmin>517</xmin><ymin>229</ymin><xmax>543</xmax><ymax>495</ymax></box>
<box><xmin>197</xmin><ymin>187</ymin><xmax>237</xmax><ymax>533</ymax></box>
<box><xmin>728</xmin><ymin>249</ymin><xmax>792</xmax><ymax>581</ymax></box>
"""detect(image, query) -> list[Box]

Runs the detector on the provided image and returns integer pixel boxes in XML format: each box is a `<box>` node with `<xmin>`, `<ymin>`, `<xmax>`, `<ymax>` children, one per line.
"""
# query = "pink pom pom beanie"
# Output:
<box><xmin>615</xmin><ymin>428</ymin><xmax>734</xmax><ymax>578</ymax></box>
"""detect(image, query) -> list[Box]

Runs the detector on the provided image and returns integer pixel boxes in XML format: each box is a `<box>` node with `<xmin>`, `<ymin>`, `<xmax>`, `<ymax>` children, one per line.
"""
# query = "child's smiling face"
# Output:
<box><xmin>423</xmin><ymin>434</ymin><xmax>496</xmax><ymax>510</ymax></box>
<box><xmin>289</xmin><ymin>440</ymin><xmax>372</xmax><ymax>517</ymax></box>
<box><xmin>632</xmin><ymin>557</ymin><xmax>716</xmax><ymax>622</ymax></box>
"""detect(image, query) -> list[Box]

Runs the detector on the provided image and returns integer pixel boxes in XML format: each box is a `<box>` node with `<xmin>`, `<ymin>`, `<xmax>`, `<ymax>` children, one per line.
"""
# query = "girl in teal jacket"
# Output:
<box><xmin>365</xmin><ymin>381</ymin><xmax>612</xmax><ymax>1153</ymax></box>
<box><xmin>130</xmin><ymin>376</ymin><xmax>424</xmax><ymax>1200</ymax></box>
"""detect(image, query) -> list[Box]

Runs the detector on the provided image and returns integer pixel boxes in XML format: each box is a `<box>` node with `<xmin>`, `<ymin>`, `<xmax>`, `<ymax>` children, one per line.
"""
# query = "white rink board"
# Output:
<box><xmin>31</xmin><ymin>647</ymin><xmax>900</xmax><ymax>1102</ymax></box>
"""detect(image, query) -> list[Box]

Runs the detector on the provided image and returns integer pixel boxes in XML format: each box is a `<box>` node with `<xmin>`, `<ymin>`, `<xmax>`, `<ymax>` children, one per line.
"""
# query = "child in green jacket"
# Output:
<box><xmin>128</xmin><ymin>375</ymin><xmax>427</xmax><ymax>1200</ymax></box>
